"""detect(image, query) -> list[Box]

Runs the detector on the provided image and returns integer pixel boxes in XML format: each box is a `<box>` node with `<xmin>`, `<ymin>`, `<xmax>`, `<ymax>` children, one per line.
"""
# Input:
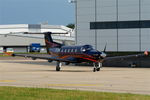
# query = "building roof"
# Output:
<box><xmin>0</xmin><ymin>24</ymin><xmax>75</xmax><ymax>46</ymax></box>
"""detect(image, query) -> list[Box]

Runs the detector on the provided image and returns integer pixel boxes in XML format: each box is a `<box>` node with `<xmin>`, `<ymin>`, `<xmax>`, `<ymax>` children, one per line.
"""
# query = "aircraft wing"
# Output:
<box><xmin>11</xmin><ymin>53</ymin><xmax>77</xmax><ymax>63</ymax></box>
<box><xmin>104</xmin><ymin>51</ymin><xmax>149</xmax><ymax>61</ymax></box>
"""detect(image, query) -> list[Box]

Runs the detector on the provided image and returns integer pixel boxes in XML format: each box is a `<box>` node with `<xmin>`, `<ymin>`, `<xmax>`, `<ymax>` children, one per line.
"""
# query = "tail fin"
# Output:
<box><xmin>44</xmin><ymin>32</ymin><xmax>62</xmax><ymax>54</ymax></box>
<box><xmin>23</xmin><ymin>32</ymin><xmax>63</xmax><ymax>54</ymax></box>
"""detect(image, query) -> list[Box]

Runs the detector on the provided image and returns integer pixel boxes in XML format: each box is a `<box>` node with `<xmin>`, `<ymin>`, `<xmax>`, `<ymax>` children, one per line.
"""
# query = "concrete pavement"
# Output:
<box><xmin>0</xmin><ymin>59</ymin><xmax>150</xmax><ymax>95</ymax></box>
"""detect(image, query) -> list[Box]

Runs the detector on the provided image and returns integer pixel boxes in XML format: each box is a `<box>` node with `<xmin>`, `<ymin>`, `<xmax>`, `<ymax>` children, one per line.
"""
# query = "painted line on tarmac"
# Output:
<box><xmin>0</xmin><ymin>80</ymin><xmax>16</xmax><ymax>82</ymax></box>
<box><xmin>46</xmin><ymin>84</ymin><xmax>101</xmax><ymax>87</ymax></box>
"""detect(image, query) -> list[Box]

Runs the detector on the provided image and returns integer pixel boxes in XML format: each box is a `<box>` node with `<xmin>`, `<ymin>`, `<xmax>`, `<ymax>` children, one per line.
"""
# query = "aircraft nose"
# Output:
<box><xmin>100</xmin><ymin>52</ymin><xmax>107</xmax><ymax>58</ymax></box>
<box><xmin>92</xmin><ymin>51</ymin><xmax>102</xmax><ymax>57</ymax></box>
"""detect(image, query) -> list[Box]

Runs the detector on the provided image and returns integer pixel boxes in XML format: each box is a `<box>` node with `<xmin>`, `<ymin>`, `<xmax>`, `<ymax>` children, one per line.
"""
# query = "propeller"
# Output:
<box><xmin>103</xmin><ymin>43</ymin><xmax>107</xmax><ymax>53</ymax></box>
<box><xmin>100</xmin><ymin>43</ymin><xmax>107</xmax><ymax>58</ymax></box>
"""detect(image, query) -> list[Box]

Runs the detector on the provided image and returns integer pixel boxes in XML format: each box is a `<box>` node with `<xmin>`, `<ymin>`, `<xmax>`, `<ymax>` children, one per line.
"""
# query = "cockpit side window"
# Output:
<box><xmin>81</xmin><ymin>47</ymin><xmax>86</xmax><ymax>52</ymax></box>
<box><xmin>86</xmin><ymin>45</ymin><xmax>94</xmax><ymax>51</ymax></box>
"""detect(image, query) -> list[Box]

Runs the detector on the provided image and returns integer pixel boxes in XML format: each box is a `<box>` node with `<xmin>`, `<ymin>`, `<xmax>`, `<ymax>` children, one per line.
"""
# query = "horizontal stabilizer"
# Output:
<box><xmin>23</xmin><ymin>32</ymin><xmax>68</xmax><ymax>34</ymax></box>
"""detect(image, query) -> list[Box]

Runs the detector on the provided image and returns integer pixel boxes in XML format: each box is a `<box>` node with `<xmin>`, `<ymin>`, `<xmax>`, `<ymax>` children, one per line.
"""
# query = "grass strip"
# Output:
<box><xmin>0</xmin><ymin>86</ymin><xmax>150</xmax><ymax>100</ymax></box>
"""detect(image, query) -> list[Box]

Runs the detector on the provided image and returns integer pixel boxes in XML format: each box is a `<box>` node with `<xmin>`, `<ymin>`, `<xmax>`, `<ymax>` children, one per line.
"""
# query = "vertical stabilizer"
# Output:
<box><xmin>44</xmin><ymin>32</ymin><xmax>62</xmax><ymax>54</ymax></box>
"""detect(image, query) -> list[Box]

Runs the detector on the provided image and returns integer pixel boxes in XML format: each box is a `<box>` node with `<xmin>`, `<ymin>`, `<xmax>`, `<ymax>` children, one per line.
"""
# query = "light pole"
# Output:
<box><xmin>69</xmin><ymin>0</ymin><xmax>77</xmax><ymax>44</ymax></box>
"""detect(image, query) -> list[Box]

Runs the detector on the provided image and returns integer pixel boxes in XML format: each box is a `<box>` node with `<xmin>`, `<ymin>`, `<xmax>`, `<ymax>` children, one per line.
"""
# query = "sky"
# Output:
<box><xmin>0</xmin><ymin>0</ymin><xmax>75</xmax><ymax>25</ymax></box>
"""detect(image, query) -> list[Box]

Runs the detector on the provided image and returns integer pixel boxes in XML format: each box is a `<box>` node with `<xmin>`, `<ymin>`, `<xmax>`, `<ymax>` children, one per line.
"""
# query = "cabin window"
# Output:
<box><xmin>75</xmin><ymin>49</ymin><xmax>77</xmax><ymax>53</ymax></box>
<box><xmin>68</xmin><ymin>49</ymin><xmax>70</xmax><ymax>53</ymax></box>
<box><xmin>55</xmin><ymin>48</ymin><xmax>60</xmax><ymax>52</ymax></box>
<box><xmin>64</xmin><ymin>49</ymin><xmax>67</xmax><ymax>53</ymax></box>
<box><xmin>71</xmin><ymin>49</ymin><xmax>74</xmax><ymax>52</ymax></box>
<box><xmin>67</xmin><ymin>49</ymin><xmax>69</xmax><ymax>53</ymax></box>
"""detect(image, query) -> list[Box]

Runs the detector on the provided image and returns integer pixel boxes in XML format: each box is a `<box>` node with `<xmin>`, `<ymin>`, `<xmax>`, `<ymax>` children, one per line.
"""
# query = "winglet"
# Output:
<box><xmin>144</xmin><ymin>51</ymin><xmax>149</xmax><ymax>56</ymax></box>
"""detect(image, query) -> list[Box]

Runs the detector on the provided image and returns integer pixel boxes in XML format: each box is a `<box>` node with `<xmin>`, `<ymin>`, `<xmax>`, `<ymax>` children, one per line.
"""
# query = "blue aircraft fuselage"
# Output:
<box><xmin>49</xmin><ymin>45</ymin><xmax>103</xmax><ymax>63</ymax></box>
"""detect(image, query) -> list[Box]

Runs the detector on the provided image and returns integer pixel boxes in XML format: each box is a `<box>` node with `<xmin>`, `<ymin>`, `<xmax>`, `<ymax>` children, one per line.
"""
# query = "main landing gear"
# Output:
<box><xmin>93</xmin><ymin>62</ymin><xmax>102</xmax><ymax>72</ymax></box>
<box><xmin>56</xmin><ymin>61</ymin><xmax>62</xmax><ymax>71</ymax></box>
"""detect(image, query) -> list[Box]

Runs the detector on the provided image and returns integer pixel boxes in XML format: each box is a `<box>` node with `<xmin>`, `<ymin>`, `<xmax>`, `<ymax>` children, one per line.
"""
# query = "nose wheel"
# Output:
<box><xmin>93</xmin><ymin>62</ymin><xmax>102</xmax><ymax>72</ymax></box>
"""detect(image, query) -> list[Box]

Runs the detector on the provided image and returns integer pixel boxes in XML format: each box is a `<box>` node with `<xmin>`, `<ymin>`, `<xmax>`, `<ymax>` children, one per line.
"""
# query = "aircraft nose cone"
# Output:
<box><xmin>101</xmin><ymin>52</ymin><xmax>107</xmax><ymax>58</ymax></box>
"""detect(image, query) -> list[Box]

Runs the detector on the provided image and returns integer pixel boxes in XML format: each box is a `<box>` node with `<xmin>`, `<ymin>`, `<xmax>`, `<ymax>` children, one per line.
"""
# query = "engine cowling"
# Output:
<box><xmin>48</xmin><ymin>60</ymin><xmax>53</xmax><ymax>63</ymax></box>
<box><xmin>100</xmin><ymin>52</ymin><xmax>107</xmax><ymax>59</ymax></box>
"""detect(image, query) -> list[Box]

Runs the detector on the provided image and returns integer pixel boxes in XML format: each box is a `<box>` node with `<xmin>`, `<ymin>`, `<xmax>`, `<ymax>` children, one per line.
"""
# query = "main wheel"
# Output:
<box><xmin>56</xmin><ymin>66</ymin><xmax>60</xmax><ymax>71</ymax></box>
<box><xmin>93</xmin><ymin>68</ymin><xmax>96</xmax><ymax>72</ymax></box>
<box><xmin>96</xmin><ymin>68</ymin><xmax>100</xmax><ymax>71</ymax></box>
<box><xmin>56</xmin><ymin>62</ymin><xmax>62</xmax><ymax>71</ymax></box>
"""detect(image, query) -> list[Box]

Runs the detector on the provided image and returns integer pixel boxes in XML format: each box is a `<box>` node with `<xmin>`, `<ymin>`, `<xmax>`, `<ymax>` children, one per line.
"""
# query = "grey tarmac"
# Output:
<box><xmin>0</xmin><ymin>58</ymin><xmax>150</xmax><ymax>95</ymax></box>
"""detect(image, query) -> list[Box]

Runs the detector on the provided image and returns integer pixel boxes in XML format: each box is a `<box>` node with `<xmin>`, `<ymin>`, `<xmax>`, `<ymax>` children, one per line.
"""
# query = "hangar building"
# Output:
<box><xmin>76</xmin><ymin>0</ymin><xmax>150</xmax><ymax>52</ymax></box>
<box><xmin>0</xmin><ymin>24</ymin><xmax>74</xmax><ymax>52</ymax></box>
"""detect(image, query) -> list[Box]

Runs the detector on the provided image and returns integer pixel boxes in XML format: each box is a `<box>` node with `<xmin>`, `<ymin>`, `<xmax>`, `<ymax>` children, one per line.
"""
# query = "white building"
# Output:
<box><xmin>0</xmin><ymin>24</ymin><xmax>75</xmax><ymax>52</ymax></box>
<box><xmin>76</xmin><ymin>0</ymin><xmax>150</xmax><ymax>52</ymax></box>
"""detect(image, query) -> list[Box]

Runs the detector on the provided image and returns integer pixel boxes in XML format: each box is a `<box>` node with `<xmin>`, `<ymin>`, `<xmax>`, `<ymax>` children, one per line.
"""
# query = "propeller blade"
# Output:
<box><xmin>103</xmin><ymin>43</ymin><xmax>107</xmax><ymax>52</ymax></box>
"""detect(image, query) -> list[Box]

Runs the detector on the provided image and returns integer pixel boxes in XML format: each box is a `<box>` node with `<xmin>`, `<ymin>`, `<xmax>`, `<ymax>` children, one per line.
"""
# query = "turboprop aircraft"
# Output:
<box><xmin>6</xmin><ymin>32</ymin><xmax>149</xmax><ymax>72</ymax></box>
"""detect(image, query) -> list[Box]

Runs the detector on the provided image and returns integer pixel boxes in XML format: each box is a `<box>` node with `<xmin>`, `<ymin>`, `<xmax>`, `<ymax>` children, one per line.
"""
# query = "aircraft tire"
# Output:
<box><xmin>56</xmin><ymin>66</ymin><xmax>60</xmax><ymax>71</ymax></box>
<box><xmin>96</xmin><ymin>68</ymin><xmax>100</xmax><ymax>71</ymax></box>
<box><xmin>93</xmin><ymin>68</ymin><xmax>96</xmax><ymax>72</ymax></box>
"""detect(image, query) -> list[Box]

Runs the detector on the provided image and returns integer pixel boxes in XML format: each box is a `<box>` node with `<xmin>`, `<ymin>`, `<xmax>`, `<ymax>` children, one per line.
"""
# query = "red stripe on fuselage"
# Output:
<box><xmin>79</xmin><ymin>57</ymin><xmax>98</xmax><ymax>62</ymax></box>
<box><xmin>59</xmin><ymin>53</ymin><xmax>94</xmax><ymax>59</ymax></box>
<box><xmin>50</xmin><ymin>52</ymin><xmax>98</xmax><ymax>62</ymax></box>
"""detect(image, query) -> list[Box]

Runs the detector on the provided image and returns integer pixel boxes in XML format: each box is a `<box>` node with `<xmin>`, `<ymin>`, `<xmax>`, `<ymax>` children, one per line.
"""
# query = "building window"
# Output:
<box><xmin>141</xmin><ymin>20</ymin><xmax>150</xmax><ymax>28</ymax></box>
<box><xmin>117</xmin><ymin>21</ymin><xmax>140</xmax><ymax>29</ymax></box>
<box><xmin>90</xmin><ymin>20</ymin><xmax>150</xmax><ymax>29</ymax></box>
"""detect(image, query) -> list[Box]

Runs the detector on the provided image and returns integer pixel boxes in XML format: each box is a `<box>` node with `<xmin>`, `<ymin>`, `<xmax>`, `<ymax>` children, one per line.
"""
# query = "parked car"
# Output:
<box><xmin>29</xmin><ymin>43</ymin><xmax>41</xmax><ymax>52</ymax></box>
<box><xmin>6</xmin><ymin>48</ymin><xmax>14</xmax><ymax>53</ymax></box>
<box><xmin>0</xmin><ymin>47</ymin><xmax>4</xmax><ymax>53</ymax></box>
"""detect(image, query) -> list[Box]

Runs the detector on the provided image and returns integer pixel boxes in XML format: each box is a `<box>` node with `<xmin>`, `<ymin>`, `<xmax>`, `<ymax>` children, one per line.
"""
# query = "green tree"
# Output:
<box><xmin>66</xmin><ymin>23</ymin><xmax>75</xmax><ymax>29</ymax></box>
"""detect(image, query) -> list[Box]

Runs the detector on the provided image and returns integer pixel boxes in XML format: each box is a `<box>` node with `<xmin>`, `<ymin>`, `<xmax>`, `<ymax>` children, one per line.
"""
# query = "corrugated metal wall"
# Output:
<box><xmin>76</xmin><ymin>0</ymin><xmax>150</xmax><ymax>51</ymax></box>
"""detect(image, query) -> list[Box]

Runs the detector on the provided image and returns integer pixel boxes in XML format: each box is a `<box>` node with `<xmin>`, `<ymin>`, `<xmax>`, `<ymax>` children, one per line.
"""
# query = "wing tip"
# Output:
<box><xmin>144</xmin><ymin>51</ymin><xmax>149</xmax><ymax>56</ymax></box>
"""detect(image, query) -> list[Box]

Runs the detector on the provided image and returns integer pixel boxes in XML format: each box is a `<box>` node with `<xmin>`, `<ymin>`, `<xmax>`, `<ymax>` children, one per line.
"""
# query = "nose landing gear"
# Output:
<box><xmin>93</xmin><ymin>62</ymin><xmax>102</xmax><ymax>72</ymax></box>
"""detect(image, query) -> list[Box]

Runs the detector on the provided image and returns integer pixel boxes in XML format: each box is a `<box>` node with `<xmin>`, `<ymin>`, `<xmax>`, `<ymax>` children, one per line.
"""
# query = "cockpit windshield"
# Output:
<box><xmin>81</xmin><ymin>45</ymin><xmax>94</xmax><ymax>52</ymax></box>
<box><xmin>85</xmin><ymin>45</ymin><xmax>94</xmax><ymax>50</ymax></box>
